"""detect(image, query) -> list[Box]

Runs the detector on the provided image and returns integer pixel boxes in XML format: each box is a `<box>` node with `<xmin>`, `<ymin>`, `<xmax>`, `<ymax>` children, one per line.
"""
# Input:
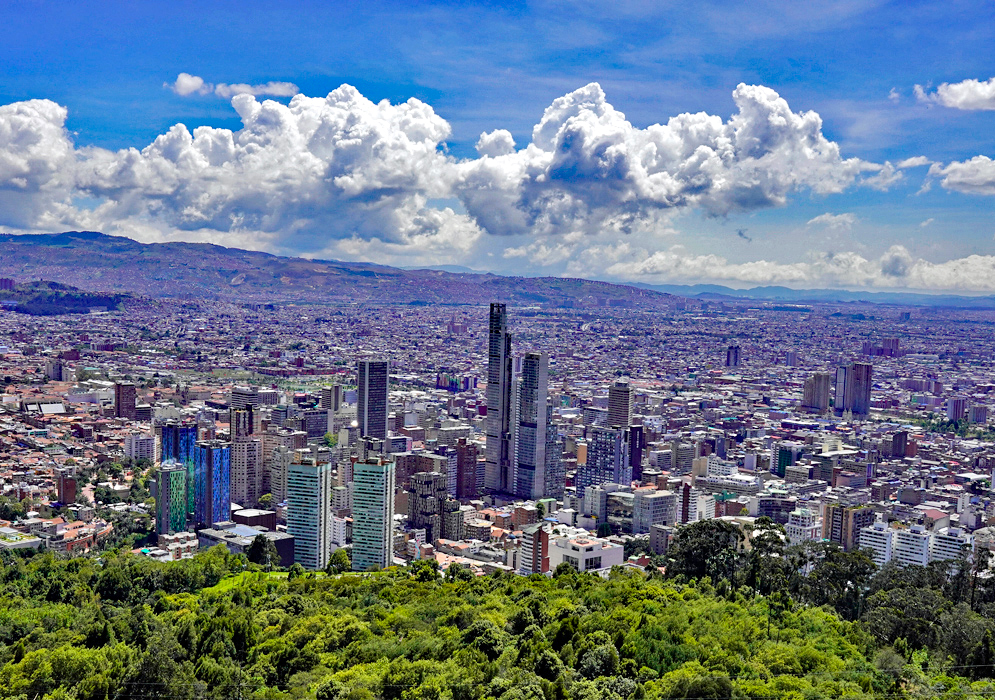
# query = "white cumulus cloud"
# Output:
<box><xmin>915</xmin><ymin>77</ymin><xmax>995</xmax><ymax>111</ymax></box>
<box><xmin>928</xmin><ymin>156</ymin><xmax>995</xmax><ymax>195</ymax></box>
<box><xmin>165</xmin><ymin>73</ymin><xmax>300</xmax><ymax>99</ymax></box>
<box><xmin>455</xmin><ymin>82</ymin><xmax>888</xmax><ymax>240</ymax></box>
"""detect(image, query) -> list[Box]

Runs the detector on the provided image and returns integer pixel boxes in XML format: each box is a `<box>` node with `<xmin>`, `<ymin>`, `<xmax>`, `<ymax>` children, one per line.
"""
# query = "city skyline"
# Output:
<box><xmin>0</xmin><ymin>2</ymin><xmax>994</xmax><ymax>292</ymax></box>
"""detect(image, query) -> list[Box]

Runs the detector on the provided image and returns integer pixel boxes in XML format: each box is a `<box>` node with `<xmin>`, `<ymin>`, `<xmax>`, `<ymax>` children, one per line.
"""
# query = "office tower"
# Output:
<box><xmin>576</xmin><ymin>426</ymin><xmax>630</xmax><ymax>492</ymax></box>
<box><xmin>434</xmin><ymin>445</ymin><xmax>458</xmax><ymax>497</ymax></box>
<box><xmin>802</xmin><ymin>372</ymin><xmax>832</xmax><ymax>413</ymax></box>
<box><xmin>161</xmin><ymin>422</ymin><xmax>198</xmax><ymax>514</ymax></box>
<box><xmin>455</xmin><ymin>438</ymin><xmax>480</xmax><ymax>499</ymax></box>
<box><xmin>835</xmin><ymin>363</ymin><xmax>873</xmax><ymax>416</ymax></box>
<box><xmin>408</xmin><ymin>471</ymin><xmax>448</xmax><ymax>542</ymax></box>
<box><xmin>607</xmin><ymin>381</ymin><xmax>633</xmax><ymax>428</ymax></box>
<box><xmin>485</xmin><ymin>303</ymin><xmax>514</xmax><ymax>494</ymax></box>
<box><xmin>514</xmin><ymin>352</ymin><xmax>549</xmax><ymax>500</ymax></box>
<box><xmin>357</xmin><ymin>359</ymin><xmax>389</xmax><ymax>440</ymax></box>
<box><xmin>785</xmin><ymin>351</ymin><xmax>800</xmax><ymax>367</ymax></box>
<box><xmin>230</xmin><ymin>386</ymin><xmax>259</xmax><ymax>410</ymax></box>
<box><xmin>321</xmin><ymin>384</ymin><xmax>342</xmax><ymax>412</ymax></box>
<box><xmin>193</xmin><ymin>440</ymin><xmax>231</xmax><ymax>527</ymax></box>
<box><xmin>152</xmin><ymin>464</ymin><xmax>187</xmax><ymax>535</ymax></box>
<box><xmin>771</xmin><ymin>441</ymin><xmax>805</xmax><ymax>478</ymax></box>
<box><xmin>114</xmin><ymin>382</ymin><xmax>136</xmax><ymax>420</ymax></box>
<box><xmin>633</xmin><ymin>490</ymin><xmax>678</xmax><ymax>533</ymax></box>
<box><xmin>725</xmin><ymin>345</ymin><xmax>741</xmax><ymax>368</ymax></box>
<box><xmin>286</xmin><ymin>460</ymin><xmax>334</xmax><ymax>569</ymax></box>
<box><xmin>441</xmin><ymin>498</ymin><xmax>465</xmax><ymax>541</ymax></box>
<box><xmin>352</xmin><ymin>459</ymin><xmax>396</xmax><ymax>571</ymax></box>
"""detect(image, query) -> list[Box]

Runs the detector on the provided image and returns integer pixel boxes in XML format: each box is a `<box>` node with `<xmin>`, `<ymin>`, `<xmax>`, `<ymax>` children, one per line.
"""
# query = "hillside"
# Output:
<box><xmin>0</xmin><ymin>232</ymin><xmax>676</xmax><ymax>309</ymax></box>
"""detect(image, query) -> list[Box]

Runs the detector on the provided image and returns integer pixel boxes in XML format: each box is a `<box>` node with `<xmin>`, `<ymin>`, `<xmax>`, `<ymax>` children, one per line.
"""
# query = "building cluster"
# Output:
<box><xmin>2</xmin><ymin>296</ymin><xmax>995</xmax><ymax>576</ymax></box>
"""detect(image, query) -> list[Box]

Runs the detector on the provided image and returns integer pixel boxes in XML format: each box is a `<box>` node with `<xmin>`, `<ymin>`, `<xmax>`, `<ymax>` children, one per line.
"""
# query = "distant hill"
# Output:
<box><xmin>0</xmin><ymin>231</ymin><xmax>676</xmax><ymax>309</ymax></box>
<box><xmin>633</xmin><ymin>282</ymin><xmax>995</xmax><ymax>309</ymax></box>
<box><xmin>0</xmin><ymin>279</ymin><xmax>131</xmax><ymax>315</ymax></box>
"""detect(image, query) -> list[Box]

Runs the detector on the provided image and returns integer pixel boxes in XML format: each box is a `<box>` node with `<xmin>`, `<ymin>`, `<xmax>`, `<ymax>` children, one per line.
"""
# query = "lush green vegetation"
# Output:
<box><xmin>2</xmin><ymin>519</ymin><xmax>995</xmax><ymax>700</ymax></box>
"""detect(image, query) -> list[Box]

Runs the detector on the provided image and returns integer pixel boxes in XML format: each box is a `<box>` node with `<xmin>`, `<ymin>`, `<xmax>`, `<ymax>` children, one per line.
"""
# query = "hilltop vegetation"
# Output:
<box><xmin>0</xmin><ymin>280</ymin><xmax>130</xmax><ymax>315</ymax></box>
<box><xmin>3</xmin><ymin>520</ymin><xmax>995</xmax><ymax>700</ymax></box>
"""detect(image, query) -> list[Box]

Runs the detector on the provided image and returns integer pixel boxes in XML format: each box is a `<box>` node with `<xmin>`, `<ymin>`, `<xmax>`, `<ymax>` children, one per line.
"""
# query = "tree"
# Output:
<box><xmin>323</xmin><ymin>432</ymin><xmax>338</xmax><ymax>448</ymax></box>
<box><xmin>246</xmin><ymin>534</ymin><xmax>280</xmax><ymax>570</ymax></box>
<box><xmin>667</xmin><ymin>519</ymin><xmax>744</xmax><ymax>584</ymax></box>
<box><xmin>326</xmin><ymin>547</ymin><xmax>350</xmax><ymax>574</ymax></box>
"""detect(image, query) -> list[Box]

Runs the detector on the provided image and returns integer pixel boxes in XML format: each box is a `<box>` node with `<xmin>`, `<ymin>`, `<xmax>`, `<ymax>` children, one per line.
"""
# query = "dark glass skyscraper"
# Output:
<box><xmin>161</xmin><ymin>422</ymin><xmax>198</xmax><ymax>515</ymax></box>
<box><xmin>357</xmin><ymin>359</ymin><xmax>389</xmax><ymax>440</ymax></box>
<box><xmin>485</xmin><ymin>303</ymin><xmax>513</xmax><ymax>494</ymax></box>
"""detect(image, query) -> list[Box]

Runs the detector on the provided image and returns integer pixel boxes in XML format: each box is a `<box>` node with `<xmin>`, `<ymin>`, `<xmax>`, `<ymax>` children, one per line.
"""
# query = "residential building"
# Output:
<box><xmin>352</xmin><ymin>458</ymin><xmax>396</xmax><ymax>571</ymax></box>
<box><xmin>286</xmin><ymin>460</ymin><xmax>334</xmax><ymax>569</ymax></box>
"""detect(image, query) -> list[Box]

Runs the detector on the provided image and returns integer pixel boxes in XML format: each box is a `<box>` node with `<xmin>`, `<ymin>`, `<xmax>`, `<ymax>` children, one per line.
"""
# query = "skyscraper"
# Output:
<box><xmin>802</xmin><ymin>372</ymin><xmax>832</xmax><ymax>413</ymax></box>
<box><xmin>607</xmin><ymin>381</ymin><xmax>633</xmax><ymax>428</ymax></box>
<box><xmin>114</xmin><ymin>381</ymin><xmax>136</xmax><ymax>420</ymax></box>
<box><xmin>543</xmin><ymin>404</ymin><xmax>565</xmax><ymax>499</ymax></box>
<box><xmin>193</xmin><ymin>440</ymin><xmax>231</xmax><ymax>527</ymax></box>
<box><xmin>287</xmin><ymin>460</ymin><xmax>334</xmax><ymax>569</ymax></box>
<box><xmin>152</xmin><ymin>464</ymin><xmax>187</xmax><ymax>535</ymax></box>
<box><xmin>161</xmin><ymin>421</ymin><xmax>198</xmax><ymax>515</ymax></box>
<box><xmin>514</xmin><ymin>352</ymin><xmax>549</xmax><ymax>500</ymax></box>
<box><xmin>408</xmin><ymin>471</ymin><xmax>447</xmax><ymax>542</ymax></box>
<box><xmin>455</xmin><ymin>437</ymin><xmax>480</xmax><ymax>499</ymax></box>
<box><xmin>835</xmin><ymin>362</ymin><xmax>873</xmax><ymax>416</ymax></box>
<box><xmin>352</xmin><ymin>458</ymin><xmax>396</xmax><ymax>571</ymax></box>
<box><xmin>485</xmin><ymin>303</ymin><xmax>514</xmax><ymax>494</ymax></box>
<box><xmin>357</xmin><ymin>359</ymin><xmax>389</xmax><ymax>440</ymax></box>
<box><xmin>320</xmin><ymin>384</ymin><xmax>342</xmax><ymax>412</ymax></box>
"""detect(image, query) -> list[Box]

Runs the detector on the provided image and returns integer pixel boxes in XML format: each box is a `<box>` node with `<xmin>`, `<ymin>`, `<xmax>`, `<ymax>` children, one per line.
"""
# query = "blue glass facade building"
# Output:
<box><xmin>193</xmin><ymin>440</ymin><xmax>231</xmax><ymax>527</ymax></box>
<box><xmin>162</xmin><ymin>422</ymin><xmax>198</xmax><ymax>515</ymax></box>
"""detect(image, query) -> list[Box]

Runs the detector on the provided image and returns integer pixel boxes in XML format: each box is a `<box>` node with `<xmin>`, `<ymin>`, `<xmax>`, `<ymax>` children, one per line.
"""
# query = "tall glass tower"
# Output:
<box><xmin>357</xmin><ymin>359</ymin><xmax>389</xmax><ymax>440</ymax></box>
<box><xmin>485</xmin><ymin>303</ymin><xmax>513</xmax><ymax>494</ymax></box>
<box><xmin>193</xmin><ymin>440</ymin><xmax>231</xmax><ymax>527</ymax></box>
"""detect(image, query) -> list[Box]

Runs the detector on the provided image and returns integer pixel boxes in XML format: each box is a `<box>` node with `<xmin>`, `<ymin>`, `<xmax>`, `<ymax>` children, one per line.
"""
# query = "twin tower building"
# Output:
<box><xmin>484</xmin><ymin>303</ymin><xmax>564</xmax><ymax>501</ymax></box>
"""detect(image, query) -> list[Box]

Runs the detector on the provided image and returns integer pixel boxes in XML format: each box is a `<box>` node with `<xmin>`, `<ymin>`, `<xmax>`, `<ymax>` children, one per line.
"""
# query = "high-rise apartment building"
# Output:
<box><xmin>357</xmin><ymin>360</ymin><xmax>389</xmax><ymax>440</ymax></box>
<box><xmin>152</xmin><ymin>464</ymin><xmax>187</xmax><ymax>535</ymax></box>
<box><xmin>193</xmin><ymin>440</ymin><xmax>231</xmax><ymax>527</ymax></box>
<box><xmin>231</xmin><ymin>439</ymin><xmax>263</xmax><ymax>507</ymax></box>
<box><xmin>124</xmin><ymin>433</ymin><xmax>156</xmax><ymax>462</ymax></box>
<box><xmin>607</xmin><ymin>381</ymin><xmax>633</xmax><ymax>429</ymax></box>
<box><xmin>822</xmin><ymin>503</ymin><xmax>876</xmax><ymax>550</ymax></box>
<box><xmin>114</xmin><ymin>382</ymin><xmax>136</xmax><ymax>420</ymax></box>
<box><xmin>576</xmin><ymin>426</ymin><xmax>630</xmax><ymax>492</ymax></box>
<box><xmin>408</xmin><ymin>471</ymin><xmax>447</xmax><ymax>542</ymax></box>
<box><xmin>485</xmin><ymin>303</ymin><xmax>514</xmax><ymax>494</ymax></box>
<box><xmin>801</xmin><ymin>372</ymin><xmax>832</xmax><ymax>413</ymax></box>
<box><xmin>286</xmin><ymin>460</ymin><xmax>334</xmax><ymax>570</ymax></box>
<box><xmin>455</xmin><ymin>438</ymin><xmax>480</xmax><ymax>499</ymax></box>
<box><xmin>352</xmin><ymin>458</ymin><xmax>396</xmax><ymax>571</ymax></box>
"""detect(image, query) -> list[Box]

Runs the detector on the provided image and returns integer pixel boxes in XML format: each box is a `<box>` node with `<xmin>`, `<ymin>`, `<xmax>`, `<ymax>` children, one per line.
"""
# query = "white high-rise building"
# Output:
<box><xmin>930</xmin><ymin>527</ymin><xmax>973</xmax><ymax>565</ymax></box>
<box><xmin>268</xmin><ymin>445</ymin><xmax>293</xmax><ymax>504</ymax></box>
<box><xmin>351</xmin><ymin>459</ymin><xmax>396</xmax><ymax>572</ymax></box>
<box><xmin>633</xmin><ymin>489</ymin><xmax>678</xmax><ymax>533</ymax></box>
<box><xmin>124</xmin><ymin>433</ymin><xmax>156</xmax><ymax>463</ymax></box>
<box><xmin>858</xmin><ymin>520</ymin><xmax>894</xmax><ymax>567</ymax></box>
<box><xmin>893</xmin><ymin>525</ymin><xmax>930</xmax><ymax>567</ymax></box>
<box><xmin>785</xmin><ymin>508</ymin><xmax>822</xmax><ymax>545</ymax></box>
<box><xmin>287</xmin><ymin>461</ymin><xmax>334</xmax><ymax>570</ymax></box>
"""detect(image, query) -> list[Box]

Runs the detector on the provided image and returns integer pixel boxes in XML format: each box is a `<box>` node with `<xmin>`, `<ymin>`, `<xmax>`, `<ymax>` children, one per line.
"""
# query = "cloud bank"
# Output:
<box><xmin>1</xmin><ymin>80</ymin><xmax>994</xmax><ymax>289</ymax></box>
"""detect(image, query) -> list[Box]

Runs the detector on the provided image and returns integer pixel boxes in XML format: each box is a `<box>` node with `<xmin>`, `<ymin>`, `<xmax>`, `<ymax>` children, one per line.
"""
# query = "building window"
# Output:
<box><xmin>587</xmin><ymin>556</ymin><xmax>601</xmax><ymax>570</ymax></box>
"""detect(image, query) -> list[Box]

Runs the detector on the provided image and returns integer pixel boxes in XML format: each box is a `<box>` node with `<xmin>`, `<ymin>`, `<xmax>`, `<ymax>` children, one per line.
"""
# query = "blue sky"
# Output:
<box><xmin>1</xmin><ymin>1</ymin><xmax>994</xmax><ymax>291</ymax></box>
